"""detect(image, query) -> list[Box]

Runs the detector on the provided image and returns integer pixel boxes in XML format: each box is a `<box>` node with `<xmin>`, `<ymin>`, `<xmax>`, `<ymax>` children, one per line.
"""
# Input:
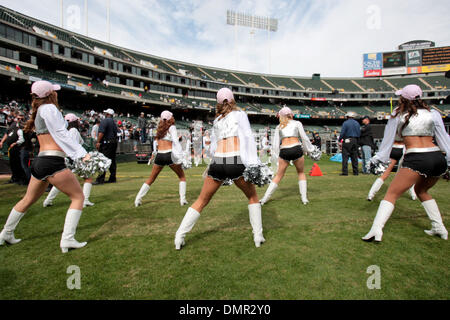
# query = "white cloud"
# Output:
<box><xmin>1</xmin><ymin>0</ymin><xmax>449</xmax><ymax>77</ymax></box>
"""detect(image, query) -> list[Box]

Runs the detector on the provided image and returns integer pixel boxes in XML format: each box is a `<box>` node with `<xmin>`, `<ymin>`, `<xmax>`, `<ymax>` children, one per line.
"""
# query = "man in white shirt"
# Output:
<box><xmin>91</xmin><ymin>119</ymin><xmax>100</xmax><ymax>140</ymax></box>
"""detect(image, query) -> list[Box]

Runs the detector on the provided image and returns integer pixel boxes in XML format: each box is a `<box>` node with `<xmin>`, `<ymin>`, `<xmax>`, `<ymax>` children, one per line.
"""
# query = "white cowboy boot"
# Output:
<box><xmin>422</xmin><ymin>199</ymin><xmax>448</xmax><ymax>240</ymax></box>
<box><xmin>362</xmin><ymin>200</ymin><xmax>394</xmax><ymax>242</ymax></box>
<box><xmin>260</xmin><ymin>182</ymin><xmax>278</xmax><ymax>206</ymax></box>
<box><xmin>59</xmin><ymin>209</ymin><xmax>87</xmax><ymax>253</ymax></box>
<box><xmin>409</xmin><ymin>185</ymin><xmax>417</xmax><ymax>201</ymax></box>
<box><xmin>0</xmin><ymin>208</ymin><xmax>25</xmax><ymax>245</ymax></box>
<box><xmin>83</xmin><ymin>183</ymin><xmax>94</xmax><ymax>207</ymax></box>
<box><xmin>367</xmin><ymin>178</ymin><xmax>384</xmax><ymax>201</ymax></box>
<box><xmin>298</xmin><ymin>180</ymin><xmax>309</xmax><ymax>205</ymax></box>
<box><xmin>60</xmin><ymin>209</ymin><xmax>87</xmax><ymax>253</ymax></box>
<box><xmin>249</xmin><ymin>203</ymin><xmax>265</xmax><ymax>248</ymax></box>
<box><xmin>135</xmin><ymin>183</ymin><xmax>150</xmax><ymax>207</ymax></box>
<box><xmin>179</xmin><ymin>181</ymin><xmax>188</xmax><ymax>206</ymax></box>
<box><xmin>175</xmin><ymin>207</ymin><xmax>200</xmax><ymax>250</ymax></box>
<box><xmin>43</xmin><ymin>187</ymin><xmax>60</xmax><ymax>207</ymax></box>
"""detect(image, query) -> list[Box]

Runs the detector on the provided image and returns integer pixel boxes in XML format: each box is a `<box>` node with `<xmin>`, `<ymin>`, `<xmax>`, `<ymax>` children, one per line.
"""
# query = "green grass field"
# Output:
<box><xmin>0</xmin><ymin>157</ymin><xmax>448</xmax><ymax>300</ymax></box>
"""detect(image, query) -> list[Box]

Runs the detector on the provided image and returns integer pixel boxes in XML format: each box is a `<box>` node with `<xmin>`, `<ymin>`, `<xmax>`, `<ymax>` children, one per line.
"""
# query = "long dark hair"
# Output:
<box><xmin>24</xmin><ymin>91</ymin><xmax>58</xmax><ymax>133</ymax></box>
<box><xmin>392</xmin><ymin>96</ymin><xmax>430</xmax><ymax>134</ymax></box>
<box><xmin>67</xmin><ymin>120</ymin><xmax>80</xmax><ymax>131</ymax></box>
<box><xmin>156</xmin><ymin>117</ymin><xmax>175</xmax><ymax>140</ymax></box>
<box><xmin>215</xmin><ymin>99</ymin><xmax>238</xmax><ymax>120</ymax></box>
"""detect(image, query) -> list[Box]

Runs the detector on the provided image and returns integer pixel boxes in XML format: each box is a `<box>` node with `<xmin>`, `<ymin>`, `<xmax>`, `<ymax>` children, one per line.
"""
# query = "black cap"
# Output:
<box><xmin>362</xmin><ymin>115</ymin><xmax>370</xmax><ymax>120</ymax></box>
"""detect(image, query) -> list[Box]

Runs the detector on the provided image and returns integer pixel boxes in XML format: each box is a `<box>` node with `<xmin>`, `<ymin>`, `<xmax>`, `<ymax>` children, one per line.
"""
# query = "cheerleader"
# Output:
<box><xmin>135</xmin><ymin>111</ymin><xmax>187</xmax><ymax>207</ymax></box>
<box><xmin>43</xmin><ymin>113</ymin><xmax>95</xmax><ymax>208</ymax></box>
<box><xmin>367</xmin><ymin>138</ymin><xmax>416</xmax><ymax>201</ymax></box>
<box><xmin>259</xmin><ymin>131</ymin><xmax>270</xmax><ymax>159</ymax></box>
<box><xmin>174</xmin><ymin>88</ymin><xmax>265</xmax><ymax>250</ymax></box>
<box><xmin>363</xmin><ymin>85</ymin><xmax>449</xmax><ymax>243</ymax></box>
<box><xmin>260</xmin><ymin>107</ymin><xmax>321</xmax><ymax>205</ymax></box>
<box><xmin>202</xmin><ymin>130</ymin><xmax>211</xmax><ymax>164</ymax></box>
<box><xmin>0</xmin><ymin>81</ymin><xmax>90</xmax><ymax>253</ymax></box>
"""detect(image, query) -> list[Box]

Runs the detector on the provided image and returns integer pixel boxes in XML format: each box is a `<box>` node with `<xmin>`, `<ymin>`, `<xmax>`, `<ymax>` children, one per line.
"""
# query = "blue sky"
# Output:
<box><xmin>1</xmin><ymin>0</ymin><xmax>450</xmax><ymax>77</ymax></box>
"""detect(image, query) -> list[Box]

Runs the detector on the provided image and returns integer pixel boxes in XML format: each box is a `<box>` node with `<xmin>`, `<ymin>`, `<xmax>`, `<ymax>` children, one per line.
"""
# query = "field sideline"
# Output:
<box><xmin>0</xmin><ymin>157</ymin><xmax>448</xmax><ymax>300</ymax></box>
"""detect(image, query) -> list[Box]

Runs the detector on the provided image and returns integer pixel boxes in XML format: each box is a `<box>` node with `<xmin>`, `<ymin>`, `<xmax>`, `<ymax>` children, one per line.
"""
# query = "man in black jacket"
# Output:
<box><xmin>0</xmin><ymin>115</ymin><xmax>26</xmax><ymax>185</ymax></box>
<box><xmin>359</xmin><ymin>116</ymin><xmax>376</xmax><ymax>174</ymax></box>
<box><xmin>94</xmin><ymin>109</ymin><xmax>118</xmax><ymax>184</ymax></box>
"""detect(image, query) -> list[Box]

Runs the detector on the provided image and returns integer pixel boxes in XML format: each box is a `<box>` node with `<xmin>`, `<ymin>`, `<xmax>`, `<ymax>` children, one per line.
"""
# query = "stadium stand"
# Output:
<box><xmin>232</xmin><ymin>72</ymin><xmax>274</xmax><ymax>88</ymax></box>
<box><xmin>421</xmin><ymin>75</ymin><xmax>450</xmax><ymax>89</ymax></box>
<box><xmin>0</xmin><ymin>3</ymin><xmax>448</xmax><ymax>143</ymax></box>
<box><xmin>323</xmin><ymin>79</ymin><xmax>364</xmax><ymax>92</ymax></box>
<box><xmin>264</xmin><ymin>76</ymin><xmax>302</xmax><ymax>90</ymax></box>
<box><xmin>293</xmin><ymin>78</ymin><xmax>329</xmax><ymax>91</ymax></box>
<box><xmin>353</xmin><ymin>78</ymin><xmax>393</xmax><ymax>92</ymax></box>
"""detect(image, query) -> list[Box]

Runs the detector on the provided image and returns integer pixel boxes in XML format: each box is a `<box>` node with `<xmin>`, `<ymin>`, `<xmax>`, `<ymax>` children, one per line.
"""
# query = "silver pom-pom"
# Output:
<box><xmin>367</xmin><ymin>159</ymin><xmax>389</xmax><ymax>175</ymax></box>
<box><xmin>309</xmin><ymin>146</ymin><xmax>322</xmax><ymax>161</ymax></box>
<box><xmin>222</xmin><ymin>178</ymin><xmax>234</xmax><ymax>186</ymax></box>
<box><xmin>243</xmin><ymin>164</ymin><xmax>274</xmax><ymax>187</ymax></box>
<box><xmin>181</xmin><ymin>152</ymin><xmax>192</xmax><ymax>170</ymax></box>
<box><xmin>66</xmin><ymin>151</ymin><xmax>112</xmax><ymax>179</ymax></box>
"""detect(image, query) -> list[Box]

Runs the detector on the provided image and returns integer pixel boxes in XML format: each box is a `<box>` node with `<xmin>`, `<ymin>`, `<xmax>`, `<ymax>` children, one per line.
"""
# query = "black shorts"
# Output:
<box><xmin>402</xmin><ymin>151</ymin><xmax>447</xmax><ymax>178</ymax></box>
<box><xmin>154</xmin><ymin>152</ymin><xmax>173</xmax><ymax>166</ymax></box>
<box><xmin>31</xmin><ymin>156</ymin><xmax>68</xmax><ymax>181</ymax></box>
<box><xmin>279</xmin><ymin>145</ymin><xmax>304</xmax><ymax>161</ymax></box>
<box><xmin>390</xmin><ymin>147</ymin><xmax>404</xmax><ymax>161</ymax></box>
<box><xmin>208</xmin><ymin>156</ymin><xmax>246</xmax><ymax>181</ymax></box>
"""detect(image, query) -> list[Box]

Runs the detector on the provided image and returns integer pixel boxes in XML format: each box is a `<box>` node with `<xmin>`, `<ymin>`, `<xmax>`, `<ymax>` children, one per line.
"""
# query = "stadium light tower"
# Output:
<box><xmin>60</xmin><ymin>0</ymin><xmax>64</xmax><ymax>28</ymax></box>
<box><xmin>227</xmin><ymin>10</ymin><xmax>278</xmax><ymax>73</ymax></box>
<box><xmin>85</xmin><ymin>0</ymin><xmax>88</xmax><ymax>36</ymax></box>
<box><xmin>107</xmin><ymin>0</ymin><xmax>111</xmax><ymax>42</ymax></box>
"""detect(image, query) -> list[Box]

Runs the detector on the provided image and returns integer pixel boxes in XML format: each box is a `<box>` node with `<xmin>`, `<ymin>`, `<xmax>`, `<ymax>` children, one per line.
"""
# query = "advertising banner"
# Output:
<box><xmin>399</xmin><ymin>40</ymin><xmax>435</xmax><ymax>51</ymax></box>
<box><xmin>364</xmin><ymin>70</ymin><xmax>382</xmax><ymax>77</ymax></box>
<box><xmin>382</xmin><ymin>67</ymin><xmax>407</xmax><ymax>76</ymax></box>
<box><xmin>363</xmin><ymin>53</ymin><xmax>382</xmax><ymax>71</ymax></box>
<box><xmin>294</xmin><ymin>114</ymin><xmax>311</xmax><ymax>119</ymax></box>
<box><xmin>421</xmin><ymin>64</ymin><xmax>450</xmax><ymax>73</ymax></box>
<box><xmin>407</xmin><ymin>66</ymin><xmax>422</xmax><ymax>74</ymax></box>
<box><xmin>407</xmin><ymin>50</ymin><xmax>422</xmax><ymax>67</ymax></box>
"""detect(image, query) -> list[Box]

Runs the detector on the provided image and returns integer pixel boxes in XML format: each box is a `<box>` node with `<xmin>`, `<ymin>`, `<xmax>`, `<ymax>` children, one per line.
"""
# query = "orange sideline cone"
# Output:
<box><xmin>309</xmin><ymin>163</ymin><xmax>323</xmax><ymax>176</ymax></box>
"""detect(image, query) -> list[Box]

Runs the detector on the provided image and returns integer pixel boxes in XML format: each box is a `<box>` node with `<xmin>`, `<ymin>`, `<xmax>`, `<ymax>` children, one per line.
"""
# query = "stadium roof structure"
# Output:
<box><xmin>0</xmin><ymin>5</ymin><xmax>449</xmax><ymax>118</ymax></box>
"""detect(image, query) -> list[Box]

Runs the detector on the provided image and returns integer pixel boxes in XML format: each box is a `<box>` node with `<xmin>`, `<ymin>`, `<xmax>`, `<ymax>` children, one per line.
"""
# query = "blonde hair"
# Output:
<box><xmin>279</xmin><ymin>114</ymin><xmax>293</xmax><ymax>129</ymax></box>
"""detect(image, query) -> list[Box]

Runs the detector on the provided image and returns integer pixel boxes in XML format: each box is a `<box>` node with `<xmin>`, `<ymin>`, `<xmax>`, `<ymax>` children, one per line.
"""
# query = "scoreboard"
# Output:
<box><xmin>421</xmin><ymin>47</ymin><xmax>450</xmax><ymax>66</ymax></box>
<box><xmin>363</xmin><ymin>45</ymin><xmax>450</xmax><ymax>77</ymax></box>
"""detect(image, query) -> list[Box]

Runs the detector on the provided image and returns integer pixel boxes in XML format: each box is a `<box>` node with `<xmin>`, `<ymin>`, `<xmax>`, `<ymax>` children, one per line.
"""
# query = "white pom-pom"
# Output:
<box><xmin>309</xmin><ymin>146</ymin><xmax>322</xmax><ymax>161</ymax></box>
<box><xmin>367</xmin><ymin>159</ymin><xmax>389</xmax><ymax>175</ymax></box>
<box><xmin>66</xmin><ymin>151</ymin><xmax>112</xmax><ymax>179</ymax></box>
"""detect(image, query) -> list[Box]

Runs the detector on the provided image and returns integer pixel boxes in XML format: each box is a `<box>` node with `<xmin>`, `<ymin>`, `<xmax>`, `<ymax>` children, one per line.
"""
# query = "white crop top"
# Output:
<box><xmin>279</xmin><ymin>120</ymin><xmax>302</xmax><ymax>139</ymax></box>
<box><xmin>209</xmin><ymin>110</ymin><xmax>260</xmax><ymax>167</ymax></box>
<box><xmin>398</xmin><ymin>109</ymin><xmax>434</xmax><ymax>137</ymax></box>
<box><xmin>154</xmin><ymin>125</ymin><xmax>184</xmax><ymax>164</ymax></box>
<box><xmin>270</xmin><ymin>119</ymin><xmax>316</xmax><ymax>168</ymax></box>
<box><xmin>213</xmin><ymin>112</ymin><xmax>240</xmax><ymax>140</ymax></box>
<box><xmin>373</xmin><ymin>108</ymin><xmax>450</xmax><ymax>166</ymax></box>
<box><xmin>35</xmin><ymin>104</ymin><xmax>87</xmax><ymax>160</ymax></box>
